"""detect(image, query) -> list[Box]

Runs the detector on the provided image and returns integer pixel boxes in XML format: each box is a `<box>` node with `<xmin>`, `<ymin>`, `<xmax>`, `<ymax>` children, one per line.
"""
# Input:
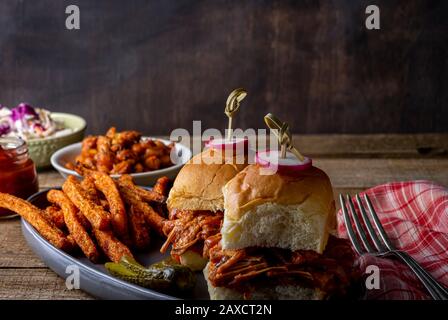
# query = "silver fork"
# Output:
<box><xmin>339</xmin><ymin>193</ymin><xmax>448</xmax><ymax>300</ymax></box>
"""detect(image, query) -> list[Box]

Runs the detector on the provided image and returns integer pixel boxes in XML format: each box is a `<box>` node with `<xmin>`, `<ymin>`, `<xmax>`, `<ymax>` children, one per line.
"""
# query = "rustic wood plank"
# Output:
<box><xmin>0</xmin><ymin>268</ymin><xmax>92</xmax><ymax>300</ymax></box>
<box><xmin>292</xmin><ymin>134</ymin><xmax>448</xmax><ymax>158</ymax></box>
<box><xmin>36</xmin><ymin>133</ymin><xmax>448</xmax><ymax>190</ymax></box>
<box><xmin>0</xmin><ymin>219</ymin><xmax>45</xmax><ymax>268</ymax></box>
<box><xmin>4</xmin><ymin>156</ymin><xmax>447</xmax><ymax>268</ymax></box>
<box><xmin>38</xmin><ymin>156</ymin><xmax>448</xmax><ymax>191</ymax></box>
<box><xmin>37</xmin><ymin>170</ymin><xmax>64</xmax><ymax>189</ymax></box>
<box><xmin>315</xmin><ymin>158</ymin><xmax>448</xmax><ymax>188</ymax></box>
<box><xmin>3</xmin><ymin>140</ymin><xmax>448</xmax><ymax>299</ymax></box>
<box><xmin>171</xmin><ymin>134</ymin><xmax>448</xmax><ymax>158</ymax></box>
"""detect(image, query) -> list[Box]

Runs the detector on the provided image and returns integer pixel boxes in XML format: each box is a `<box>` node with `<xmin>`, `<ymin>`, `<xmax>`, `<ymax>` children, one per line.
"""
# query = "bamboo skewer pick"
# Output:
<box><xmin>264</xmin><ymin>113</ymin><xmax>305</xmax><ymax>161</ymax></box>
<box><xmin>225</xmin><ymin>88</ymin><xmax>247</xmax><ymax>141</ymax></box>
<box><xmin>280</xmin><ymin>144</ymin><xmax>287</xmax><ymax>158</ymax></box>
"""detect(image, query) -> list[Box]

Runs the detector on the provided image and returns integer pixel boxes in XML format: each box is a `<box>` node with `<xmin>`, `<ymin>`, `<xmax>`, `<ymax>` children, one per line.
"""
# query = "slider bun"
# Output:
<box><xmin>204</xmin><ymin>263</ymin><xmax>325</xmax><ymax>300</ymax></box>
<box><xmin>167</xmin><ymin>148</ymin><xmax>247</xmax><ymax>212</ymax></box>
<box><xmin>221</xmin><ymin>165</ymin><xmax>335</xmax><ymax>253</ymax></box>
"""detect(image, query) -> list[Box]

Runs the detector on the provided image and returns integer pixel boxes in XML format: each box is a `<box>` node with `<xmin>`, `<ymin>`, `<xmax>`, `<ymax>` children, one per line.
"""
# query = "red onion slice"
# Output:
<box><xmin>256</xmin><ymin>150</ymin><xmax>312</xmax><ymax>174</ymax></box>
<box><xmin>206</xmin><ymin>137</ymin><xmax>248</xmax><ymax>154</ymax></box>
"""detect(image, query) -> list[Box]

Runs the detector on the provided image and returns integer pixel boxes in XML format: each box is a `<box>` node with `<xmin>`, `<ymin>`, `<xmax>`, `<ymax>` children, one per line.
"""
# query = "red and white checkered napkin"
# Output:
<box><xmin>336</xmin><ymin>181</ymin><xmax>448</xmax><ymax>300</ymax></box>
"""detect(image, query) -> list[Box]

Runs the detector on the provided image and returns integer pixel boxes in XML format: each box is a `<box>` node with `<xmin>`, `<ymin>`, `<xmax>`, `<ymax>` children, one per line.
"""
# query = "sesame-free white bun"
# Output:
<box><xmin>167</xmin><ymin>148</ymin><xmax>248</xmax><ymax>212</ymax></box>
<box><xmin>221</xmin><ymin>164</ymin><xmax>335</xmax><ymax>253</ymax></box>
<box><xmin>203</xmin><ymin>263</ymin><xmax>325</xmax><ymax>300</ymax></box>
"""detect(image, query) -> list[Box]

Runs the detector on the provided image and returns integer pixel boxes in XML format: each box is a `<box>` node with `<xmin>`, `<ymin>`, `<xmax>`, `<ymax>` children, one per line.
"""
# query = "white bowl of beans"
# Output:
<box><xmin>51</xmin><ymin>137</ymin><xmax>192</xmax><ymax>186</ymax></box>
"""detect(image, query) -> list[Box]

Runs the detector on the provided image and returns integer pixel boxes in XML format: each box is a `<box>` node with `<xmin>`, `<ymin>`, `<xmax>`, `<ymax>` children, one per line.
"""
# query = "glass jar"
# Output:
<box><xmin>0</xmin><ymin>137</ymin><xmax>39</xmax><ymax>218</ymax></box>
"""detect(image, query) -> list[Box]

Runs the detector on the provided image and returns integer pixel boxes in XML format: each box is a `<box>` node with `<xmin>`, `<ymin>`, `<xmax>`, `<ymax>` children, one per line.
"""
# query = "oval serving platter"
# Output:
<box><xmin>22</xmin><ymin>188</ymin><xmax>209</xmax><ymax>300</ymax></box>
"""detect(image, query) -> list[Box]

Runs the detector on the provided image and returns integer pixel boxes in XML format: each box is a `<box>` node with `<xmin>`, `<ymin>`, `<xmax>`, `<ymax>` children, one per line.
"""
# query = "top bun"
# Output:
<box><xmin>221</xmin><ymin>164</ymin><xmax>335</xmax><ymax>253</ymax></box>
<box><xmin>167</xmin><ymin>148</ymin><xmax>248</xmax><ymax>212</ymax></box>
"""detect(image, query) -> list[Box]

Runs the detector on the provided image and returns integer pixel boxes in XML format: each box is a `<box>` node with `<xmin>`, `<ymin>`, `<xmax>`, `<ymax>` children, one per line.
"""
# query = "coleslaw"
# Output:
<box><xmin>0</xmin><ymin>103</ymin><xmax>72</xmax><ymax>140</ymax></box>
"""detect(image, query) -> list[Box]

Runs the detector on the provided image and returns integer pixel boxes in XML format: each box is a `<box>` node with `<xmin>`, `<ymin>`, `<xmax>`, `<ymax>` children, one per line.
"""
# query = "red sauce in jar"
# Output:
<box><xmin>0</xmin><ymin>137</ymin><xmax>39</xmax><ymax>218</ymax></box>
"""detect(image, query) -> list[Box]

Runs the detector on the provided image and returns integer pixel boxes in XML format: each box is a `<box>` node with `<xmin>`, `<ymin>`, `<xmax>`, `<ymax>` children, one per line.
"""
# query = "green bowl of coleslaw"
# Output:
<box><xmin>27</xmin><ymin>113</ymin><xmax>86</xmax><ymax>169</ymax></box>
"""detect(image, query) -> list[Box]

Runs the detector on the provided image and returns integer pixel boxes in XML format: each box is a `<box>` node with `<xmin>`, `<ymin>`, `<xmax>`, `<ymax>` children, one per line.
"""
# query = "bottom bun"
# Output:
<box><xmin>203</xmin><ymin>263</ymin><xmax>325</xmax><ymax>300</ymax></box>
<box><xmin>179</xmin><ymin>250</ymin><xmax>208</xmax><ymax>271</ymax></box>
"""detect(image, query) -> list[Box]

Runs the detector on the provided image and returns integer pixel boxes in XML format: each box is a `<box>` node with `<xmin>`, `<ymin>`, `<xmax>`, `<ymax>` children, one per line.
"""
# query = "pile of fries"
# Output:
<box><xmin>66</xmin><ymin>127</ymin><xmax>175</xmax><ymax>174</ymax></box>
<box><xmin>0</xmin><ymin>172</ymin><xmax>171</xmax><ymax>263</ymax></box>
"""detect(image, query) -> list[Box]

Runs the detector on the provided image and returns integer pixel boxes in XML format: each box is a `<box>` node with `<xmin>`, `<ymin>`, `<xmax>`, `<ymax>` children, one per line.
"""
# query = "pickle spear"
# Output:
<box><xmin>105</xmin><ymin>255</ymin><xmax>196</xmax><ymax>292</ymax></box>
<box><xmin>106</xmin><ymin>262</ymin><xmax>169</xmax><ymax>289</ymax></box>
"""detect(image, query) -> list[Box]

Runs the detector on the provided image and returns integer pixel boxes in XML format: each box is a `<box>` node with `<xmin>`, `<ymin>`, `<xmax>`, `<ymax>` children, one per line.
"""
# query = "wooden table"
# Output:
<box><xmin>1</xmin><ymin>134</ymin><xmax>447</xmax><ymax>299</ymax></box>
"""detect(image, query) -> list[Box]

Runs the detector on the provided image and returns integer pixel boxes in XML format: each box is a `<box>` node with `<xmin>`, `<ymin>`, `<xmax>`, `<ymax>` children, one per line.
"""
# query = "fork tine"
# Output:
<box><xmin>356</xmin><ymin>194</ymin><xmax>387</xmax><ymax>252</ymax></box>
<box><xmin>339</xmin><ymin>194</ymin><xmax>363</xmax><ymax>255</ymax></box>
<box><xmin>364</xmin><ymin>194</ymin><xmax>395</xmax><ymax>250</ymax></box>
<box><xmin>346</xmin><ymin>195</ymin><xmax>375</xmax><ymax>253</ymax></box>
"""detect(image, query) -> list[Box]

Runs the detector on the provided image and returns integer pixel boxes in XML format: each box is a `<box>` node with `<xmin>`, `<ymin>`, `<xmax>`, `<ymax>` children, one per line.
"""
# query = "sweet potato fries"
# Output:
<box><xmin>0</xmin><ymin>174</ymin><xmax>171</xmax><ymax>264</ymax></box>
<box><xmin>62</xmin><ymin>176</ymin><xmax>111</xmax><ymax>231</ymax></box>
<box><xmin>0</xmin><ymin>193</ymin><xmax>73</xmax><ymax>251</ymax></box>
<box><xmin>47</xmin><ymin>189</ymin><xmax>101</xmax><ymax>263</ymax></box>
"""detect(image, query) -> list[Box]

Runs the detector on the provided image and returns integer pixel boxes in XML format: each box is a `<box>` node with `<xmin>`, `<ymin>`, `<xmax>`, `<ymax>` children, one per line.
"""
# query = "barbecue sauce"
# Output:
<box><xmin>0</xmin><ymin>138</ymin><xmax>38</xmax><ymax>218</ymax></box>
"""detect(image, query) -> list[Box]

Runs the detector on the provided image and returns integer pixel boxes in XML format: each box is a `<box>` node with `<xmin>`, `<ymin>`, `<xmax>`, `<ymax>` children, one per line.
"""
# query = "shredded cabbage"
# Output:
<box><xmin>0</xmin><ymin>103</ymin><xmax>70</xmax><ymax>140</ymax></box>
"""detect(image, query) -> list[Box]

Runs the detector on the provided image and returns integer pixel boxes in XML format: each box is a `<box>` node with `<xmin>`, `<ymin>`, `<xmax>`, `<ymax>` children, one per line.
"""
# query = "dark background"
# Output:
<box><xmin>0</xmin><ymin>0</ymin><xmax>447</xmax><ymax>135</ymax></box>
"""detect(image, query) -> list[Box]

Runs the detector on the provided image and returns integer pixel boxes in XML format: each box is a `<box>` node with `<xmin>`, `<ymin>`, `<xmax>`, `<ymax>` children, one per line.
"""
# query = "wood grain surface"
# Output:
<box><xmin>0</xmin><ymin>134</ymin><xmax>447</xmax><ymax>299</ymax></box>
<box><xmin>0</xmin><ymin>0</ymin><xmax>447</xmax><ymax>134</ymax></box>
